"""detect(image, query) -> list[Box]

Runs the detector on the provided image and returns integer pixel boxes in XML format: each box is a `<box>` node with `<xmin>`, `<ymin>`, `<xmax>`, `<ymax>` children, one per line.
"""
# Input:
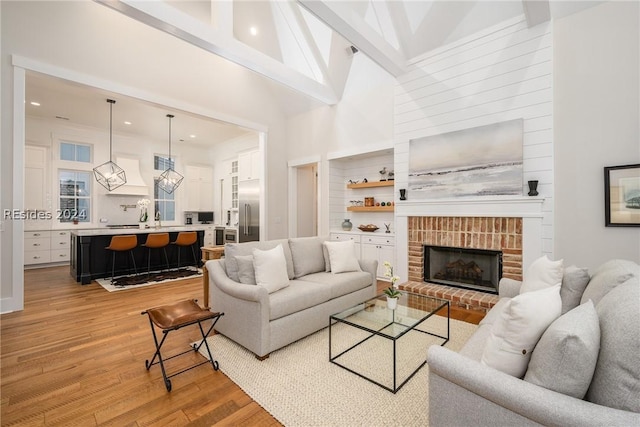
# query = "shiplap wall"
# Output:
<box><xmin>394</xmin><ymin>16</ymin><xmax>554</xmax><ymax>260</ymax></box>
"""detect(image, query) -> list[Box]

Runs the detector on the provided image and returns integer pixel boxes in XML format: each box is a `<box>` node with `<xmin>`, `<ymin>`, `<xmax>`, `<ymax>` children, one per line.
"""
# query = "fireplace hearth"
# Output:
<box><xmin>424</xmin><ymin>245</ymin><xmax>502</xmax><ymax>294</ymax></box>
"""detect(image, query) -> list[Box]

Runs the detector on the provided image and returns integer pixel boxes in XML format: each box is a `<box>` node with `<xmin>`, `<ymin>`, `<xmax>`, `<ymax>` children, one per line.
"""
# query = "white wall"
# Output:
<box><xmin>0</xmin><ymin>1</ymin><xmax>289</xmax><ymax>311</ymax></box>
<box><xmin>554</xmin><ymin>1</ymin><xmax>640</xmax><ymax>270</ymax></box>
<box><xmin>286</xmin><ymin>53</ymin><xmax>396</xmax><ymax>236</ymax></box>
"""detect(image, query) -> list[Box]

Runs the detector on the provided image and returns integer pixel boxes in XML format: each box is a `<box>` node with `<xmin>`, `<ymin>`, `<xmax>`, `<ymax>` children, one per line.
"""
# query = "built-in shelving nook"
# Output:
<box><xmin>328</xmin><ymin>149</ymin><xmax>395</xmax><ymax>232</ymax></box>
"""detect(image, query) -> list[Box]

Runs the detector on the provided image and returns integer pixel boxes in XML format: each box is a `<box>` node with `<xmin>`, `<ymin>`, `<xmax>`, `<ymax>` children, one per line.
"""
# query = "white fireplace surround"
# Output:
<box><xmin>395</xmin><ymin>196</ymin><xmax>545</xmax><ymax>283</ymax></box>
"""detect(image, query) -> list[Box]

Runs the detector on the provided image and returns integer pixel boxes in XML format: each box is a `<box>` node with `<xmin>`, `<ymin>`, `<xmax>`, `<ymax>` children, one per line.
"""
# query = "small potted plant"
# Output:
<box><xmin>383</xmin><ymin>261</ymin><xmax>401</xmax><ymax>309</ymax></box>
<box><xmin>137</xmin><ymin>198</ymin><xmax>150</xmax><ymax>229</ymax></box>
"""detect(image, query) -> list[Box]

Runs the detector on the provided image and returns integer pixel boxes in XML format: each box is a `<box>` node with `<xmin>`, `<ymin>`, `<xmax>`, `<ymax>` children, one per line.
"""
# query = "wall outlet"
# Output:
<box><xmin>100</xmin><ymin>218</ymin><xmax>108</xmax><ymax>223</ymax></box>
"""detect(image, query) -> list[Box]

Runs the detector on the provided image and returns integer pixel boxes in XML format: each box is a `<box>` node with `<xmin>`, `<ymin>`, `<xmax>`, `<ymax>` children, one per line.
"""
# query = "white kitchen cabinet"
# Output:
<box><xmin>24</xmin><ymin>145</ymin><xmax>48</xmax><ymax>211</ymax></box>
<box><xmin>238</xmin><ymin>150</ymin><xmax>261</xmax><ymax>181</ymax></box>
<box><xmin>24</xmin><ymin>230</ymin><xmax>72</xmax><ymax>267</ymax></box>
<box><xmin>329</xmin><ymin>233</ymin><xmax>362</xmax><ymax>259</ymax></box>
<box><xmin>203</xmin><ymin>225</ymin><xmax>214</xmax><ymax>247</ymax></box>
<box><xmin>361</xmin><ymin>235</ymin><xmax>395</xmax><ymax>279</ymax></box>
<box><xmin>185</xmin><ymin>165</ymin><xmax>214</xmax><ymax>211</ymax></box>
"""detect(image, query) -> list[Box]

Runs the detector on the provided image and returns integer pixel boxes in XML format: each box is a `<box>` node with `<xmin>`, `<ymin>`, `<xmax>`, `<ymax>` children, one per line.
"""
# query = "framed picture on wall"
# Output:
<box><xmin>604</xmin><ymin>164</ymin><xmax>640</xmax><ymax>227</ymax></box>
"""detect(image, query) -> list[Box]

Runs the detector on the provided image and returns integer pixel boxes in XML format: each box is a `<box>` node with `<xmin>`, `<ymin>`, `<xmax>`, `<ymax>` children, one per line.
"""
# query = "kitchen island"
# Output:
<box><xmin>70</xmin><ymin>226</ymin><xmax>206</xmax><ymax>284</ymax></box>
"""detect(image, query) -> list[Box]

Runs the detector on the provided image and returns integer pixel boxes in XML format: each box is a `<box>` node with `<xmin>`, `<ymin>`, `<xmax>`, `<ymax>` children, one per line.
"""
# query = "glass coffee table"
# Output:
<box><xmin>329</xmin><ymin>292</ymin><xmax>449</xmax><ymax>393</ymax></box>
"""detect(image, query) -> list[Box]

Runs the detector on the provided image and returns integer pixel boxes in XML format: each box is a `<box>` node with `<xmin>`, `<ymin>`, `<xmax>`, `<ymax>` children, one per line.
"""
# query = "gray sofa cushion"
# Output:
<box><xmin>289</xmin><ymin>236</ymin><xmax>327</xmax><ymax>278</ymax></box>
<box><xmin>586</xmin><ymin>277</ymin><xmax>640</xmax><ymax>412</ymax></box>
<box><xmin>300</xmin><ymin>271</ymin><xmax>372</xmax><ymax>299</ymax></box>
<box><xmin>224</xmin><ymin>239</ymin><xmax>294</xmax><ymax>282</ymax></box>
<box><xmin>524</xmin><ymin>300</ymin><xmax>600</xmax><ymax>398</ymax></box>
<box><xmin>236</xmin><ymin>255</ymin><xmax>256</xmax><ymax>285</ymax></box>
<box><xmin>560</xmin><ymin>265</ymin><xmax>590</xmax><ymax>314</ymax></box>
<box><xmin>268</xmin><ymin>280</ymin><xmax>331</xmax><ymax>321</ymax></box>
<box><xmin>580</xmin><ymin>259</ymin><xmax>639</xmax><ymax>306</ymax></box>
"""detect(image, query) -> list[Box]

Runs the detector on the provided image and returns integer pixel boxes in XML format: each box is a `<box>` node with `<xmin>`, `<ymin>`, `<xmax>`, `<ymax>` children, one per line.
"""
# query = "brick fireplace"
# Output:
<box><xmin>395</xmin><ymin>197</ymin><xmax>545</xmax><ymax>314</ymax></box>
<box><xmin>408</xmin><ymin>216</ymin><xmax>524</xmax><ymax>282</ymax></box>
<box><xmin>401</xmin><ymin>216</ymin><xmax>524</xmax><ymax>313</ymax></box>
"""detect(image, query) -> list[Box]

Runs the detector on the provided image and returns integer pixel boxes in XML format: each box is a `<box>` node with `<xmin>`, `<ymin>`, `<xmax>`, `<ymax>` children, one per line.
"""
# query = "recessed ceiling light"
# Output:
<box><xmin>124</xmin><ymin>121</ymin><xmax>132</xmax><ymax>125</ymax></box>
<box><xmin>30</xmin><ymin>101</ymin><xmax>41</xmax><ymax>106</ymax></box>
<box><xmin>190</xmin><ymin>134</ymin><xmax>196</xmax><ymax>138</ymax></box>
<box><xmin>250</xmin><ymin>26</ymin><xmax>258</xmax><ymax>36</ymax></box>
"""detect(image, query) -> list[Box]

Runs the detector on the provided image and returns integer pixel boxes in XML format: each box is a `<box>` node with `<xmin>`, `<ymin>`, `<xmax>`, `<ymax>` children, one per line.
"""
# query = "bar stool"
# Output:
<box><xmin>171</xmin><ymin>231</ymin><xmax>198</xmax><ymax>271</ymax></box>
<box><xmin>141</xmin><ymin>299</ymin><xmax>223</xmax><ymax>391</ymax></box>
<box><xmin>105</xmin><ymin>235</ymin><xmax>138</xmax><ymax>283</ymax></box>
<box><xmin>141</xmin><ymin>233</ymin><xmax>170</xmax><ymax>277</ymax></box>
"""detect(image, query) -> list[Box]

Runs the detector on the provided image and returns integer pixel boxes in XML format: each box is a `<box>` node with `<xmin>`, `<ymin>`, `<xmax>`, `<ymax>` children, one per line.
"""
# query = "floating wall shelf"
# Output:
<box><xmin>347</xmin><ymin>206</ymin><xmax>394</xmax><ymax>212</ymax></box>
<box><xmin>347</xmin><ymin>181</ymin><xmax>394</xmax><ymax>189</ymax></box>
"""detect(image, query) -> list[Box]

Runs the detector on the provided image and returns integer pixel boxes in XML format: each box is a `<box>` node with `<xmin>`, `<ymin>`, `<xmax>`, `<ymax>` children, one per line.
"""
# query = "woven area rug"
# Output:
<box><xmin>199</xmin><ymin>315</ymin><xmax>477</xmax><ymax>426</ymax></box>
<box><xmin>95</xmin><ymin>267</ymin><xmax>201</xmax><ymax>292</ymax></box>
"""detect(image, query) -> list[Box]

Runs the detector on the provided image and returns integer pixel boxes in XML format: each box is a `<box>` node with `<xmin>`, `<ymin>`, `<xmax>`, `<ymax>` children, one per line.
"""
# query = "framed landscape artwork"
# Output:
<box><xmin>408</xmin><ymin>119</ymin><xmax>523</xmax><ymax>199</ymax></box>
<box><xmin>604</xmin><ymin>164</ymin><xmax>640</xmax><ymax>227</ymax></box>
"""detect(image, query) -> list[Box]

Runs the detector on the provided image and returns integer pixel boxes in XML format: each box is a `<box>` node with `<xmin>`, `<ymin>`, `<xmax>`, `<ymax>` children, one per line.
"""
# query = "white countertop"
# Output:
<box><xmin>70</xmin><ymin>225</ymin><xmax>207</xmax><ymax>237</ymax></box>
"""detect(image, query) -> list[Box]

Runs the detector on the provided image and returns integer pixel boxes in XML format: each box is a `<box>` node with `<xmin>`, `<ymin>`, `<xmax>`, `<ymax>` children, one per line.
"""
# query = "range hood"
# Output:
<box><xmin>107</xmin><ymin>157</ymin><xmax>149</xmax><ymax>196</ymax></box>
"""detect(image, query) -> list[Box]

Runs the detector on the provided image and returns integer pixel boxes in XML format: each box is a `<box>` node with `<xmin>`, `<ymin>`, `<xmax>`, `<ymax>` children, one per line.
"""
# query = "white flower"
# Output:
<box><xmin>383</xmin><ymin>261</ymin><xmax>399</xmax><ymax>287</ymax></box>
<box><xmin>137</xmin><ymin>198</ymin><xmax>150</xmax><ymax>208</ymax></box>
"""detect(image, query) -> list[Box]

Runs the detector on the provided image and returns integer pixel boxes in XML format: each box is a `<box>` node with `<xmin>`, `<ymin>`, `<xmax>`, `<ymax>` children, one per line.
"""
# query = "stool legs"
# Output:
<box><xmin>110</xmin><ymin>250</ymin><xmax>138</xmax><ymax>284</ymax></box>
<box><xmin>146</xmin><ymin>247</ymin><xmax>170</xmax><ymax>277</ymax></box>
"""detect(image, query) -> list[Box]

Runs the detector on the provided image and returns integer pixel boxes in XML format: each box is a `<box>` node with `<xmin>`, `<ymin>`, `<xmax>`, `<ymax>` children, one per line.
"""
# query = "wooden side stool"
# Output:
<box><xmin>141</xmin><ymin>299</ymin><xmax>224</xmax><ymax>391</ymax></box>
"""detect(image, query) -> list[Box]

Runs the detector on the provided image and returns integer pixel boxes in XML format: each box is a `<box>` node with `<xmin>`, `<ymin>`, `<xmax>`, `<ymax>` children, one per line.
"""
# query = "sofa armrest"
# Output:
<box><xmin>207</xmin><ymin>259</ymin><xmax>268</xmax><ymax>303</ymax></box>
<box><xmin>498</xmin><ymin>277</ymin><xmax>522</xmax><ymax>298</ymax></box>
<box><xmin>358</xmin><ymin>259</ymin><xmax>378</xmax><ymax>285</ymax></box>
<box><xmin>427</xmin><ymin>345</ymin><xmax>640</xmax><ymax>427</ymax></box>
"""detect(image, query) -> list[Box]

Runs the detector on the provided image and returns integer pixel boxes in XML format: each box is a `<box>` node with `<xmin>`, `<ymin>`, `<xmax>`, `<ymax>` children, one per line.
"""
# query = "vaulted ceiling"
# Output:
<box><xmin>97</xmin><ymin>0</ymin><xmax>601</xmax><ymax>105</ymax></box>
<box><xmin>25</xmin><ymin>1</ymin><xmax>603</xmax><ymax>146</ymax></box>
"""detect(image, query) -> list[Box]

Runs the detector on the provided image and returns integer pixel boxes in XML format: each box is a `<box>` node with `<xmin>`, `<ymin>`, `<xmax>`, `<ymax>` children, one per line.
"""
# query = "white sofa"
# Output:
<box><xmin>206</xmin><ymin>236</ymin><xmax>377</xmax><ymax>358</ymax></box>
<box><xmin>427</xmin><ymin>259</ymin><xmax>640</xmax><ymax>426</ymax></box>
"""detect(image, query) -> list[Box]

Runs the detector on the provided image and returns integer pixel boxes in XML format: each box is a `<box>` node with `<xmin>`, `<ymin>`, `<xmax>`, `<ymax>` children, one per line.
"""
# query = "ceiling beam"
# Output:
<box><xmin>97</xmin><ymin>0</ymin><xmax>338</xmax><ymax>105</ymax></box>
<box><xmin>522</xmin><ymin>0</ymin><xmax>551</xmax><ymax>27</ymax></box>
<box><xmin>298</xmin><ymin>0</ymin><xmax>407</xmax><ymax>77</ymax></box>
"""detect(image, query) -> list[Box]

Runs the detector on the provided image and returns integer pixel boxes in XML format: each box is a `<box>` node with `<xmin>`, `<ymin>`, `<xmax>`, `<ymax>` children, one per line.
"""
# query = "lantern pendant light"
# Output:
<box><xmin>93</xmin><ymin>99</ymin><xmax>127</xmax><ymax>191</ymax></box>
<box><xmin>156</xmin><ymin>114</ymin><xmax>183</xmax><ymax>194</ymax></box>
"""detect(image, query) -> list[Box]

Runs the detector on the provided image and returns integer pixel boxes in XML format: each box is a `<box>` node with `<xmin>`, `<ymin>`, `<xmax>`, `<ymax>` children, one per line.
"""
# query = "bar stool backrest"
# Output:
<box><xmin>144</xmin><ymin>233</ymin><xmax>170</xmax><ymax>248</ymax></box>
<box><xmin>174</xmin><ymin>231</ymin><xmax>197</xmax><ymax>246</ymax></box>
<box><xmin>106</xmin><ymin>235</ymin><xmax>138</xmax><ymax>251</ymax></box>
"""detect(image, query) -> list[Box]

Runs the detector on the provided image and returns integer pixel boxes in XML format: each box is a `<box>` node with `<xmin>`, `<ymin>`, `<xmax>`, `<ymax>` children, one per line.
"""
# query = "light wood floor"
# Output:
<box><xmin>1</xmin><ymin>266</ymin><xmax>484</xmax><ymax>426</ymax></box>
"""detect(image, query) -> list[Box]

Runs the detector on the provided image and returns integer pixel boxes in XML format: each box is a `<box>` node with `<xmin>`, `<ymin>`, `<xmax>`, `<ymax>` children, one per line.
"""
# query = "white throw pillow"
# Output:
<box><xmin>481</xmin><ymin>283</ymin><xmax>562</xmax><ymax>378</ymax></box>
<box><xmin>324</xmin><ymin>240</ymin><xmax>361</xmax><ymax>274</ymax></box>
<box><xmin>252</xmin><ymin>245</ymin><xmax>289</xmax><ymax>293</ymax></box>
<box><xmin>520</xmin><ymin>255</ymin><xmax>564</xmax><ymax>294</ymax></box>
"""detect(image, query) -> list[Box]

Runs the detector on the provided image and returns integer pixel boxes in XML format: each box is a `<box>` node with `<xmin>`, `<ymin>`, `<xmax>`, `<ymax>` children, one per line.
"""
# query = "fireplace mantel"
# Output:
<box><xmin>396</xmin><ymin>196</ymin><xmax>545</xmax><ymax>218</ymax></box>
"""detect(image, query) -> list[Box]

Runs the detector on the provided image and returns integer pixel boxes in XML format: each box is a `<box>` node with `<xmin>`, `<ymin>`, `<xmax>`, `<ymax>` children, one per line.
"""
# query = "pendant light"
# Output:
<box><xmin>156</xmin><ymin>114</ymin><xmax>183</xmax><ymax>194</ymax></box>
<box><xmin>93</xmin><ymin>99</ymin><xmax>127</xmax><ymax>191</ymax></box>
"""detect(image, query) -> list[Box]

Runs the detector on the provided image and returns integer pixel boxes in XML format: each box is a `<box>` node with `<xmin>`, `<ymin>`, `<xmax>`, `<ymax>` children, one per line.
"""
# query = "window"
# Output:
<box><xmin>58</xmin><ymin>170</ymin><xmax>91</xmax><ymax>222</ymax></box>
<box><xmin>154</xmin><ymin>154</ymin><xmax>176</xmax><ymax>221</ymax></box>
<box><xmin>60</xmin><ymin>142</ymin><xmax>91</xmax><ymax>162</ymax></box>
<box><xmin>154</xmin><ymin>178</ymin><xmax>175</xmax><ymax>221</ymax></box>
<box><xmin>154</xmin><ymin>155</ymin><xmax>174</xmax><ymax>171</ymax></box>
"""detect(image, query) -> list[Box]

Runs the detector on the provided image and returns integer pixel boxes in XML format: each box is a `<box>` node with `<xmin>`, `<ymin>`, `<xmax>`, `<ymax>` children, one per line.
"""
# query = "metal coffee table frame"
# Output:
<box><xmin>329</xmin><ymin>292</ymin><xmax>449</xmax><ymax>393</ymax></box>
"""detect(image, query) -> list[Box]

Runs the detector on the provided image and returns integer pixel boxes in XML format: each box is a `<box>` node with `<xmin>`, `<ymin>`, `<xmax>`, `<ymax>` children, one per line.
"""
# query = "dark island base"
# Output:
<box><xmin>70</xmin><ymin>230</ymin><xmax>205</xmax><ymax>285</ymax></box>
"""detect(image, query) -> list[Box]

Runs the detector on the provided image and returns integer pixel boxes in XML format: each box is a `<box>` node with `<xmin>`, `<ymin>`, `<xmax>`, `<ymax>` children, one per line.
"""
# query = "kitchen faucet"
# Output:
<box><xmin>155</xmin><ymin>211</ymin><xmax>161</xmax><ymax>228</ymax></box>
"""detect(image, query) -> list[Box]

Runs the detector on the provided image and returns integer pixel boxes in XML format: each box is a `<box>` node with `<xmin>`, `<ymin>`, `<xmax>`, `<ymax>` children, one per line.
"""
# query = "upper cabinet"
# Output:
<box><xmin>185</xmin><ymin>165</ymin><xmax>214</xmax><ymax>211</ymax></box>
<box><xmin>238</xmin><ymin>150</ymin><xmax>261</xmax><ymax>181</ymax></box>
<box><xmin>25</xmin><ymin>145</ymin><xmax>48</xmax><ymax>211</ymax></box>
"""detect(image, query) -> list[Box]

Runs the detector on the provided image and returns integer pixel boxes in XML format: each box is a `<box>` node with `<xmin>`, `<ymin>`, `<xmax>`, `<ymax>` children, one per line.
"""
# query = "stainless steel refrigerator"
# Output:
<box><xmin>238</xmin><ymin>180</ymin><xmax>260</xmax><ymax>242</ymax></box>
